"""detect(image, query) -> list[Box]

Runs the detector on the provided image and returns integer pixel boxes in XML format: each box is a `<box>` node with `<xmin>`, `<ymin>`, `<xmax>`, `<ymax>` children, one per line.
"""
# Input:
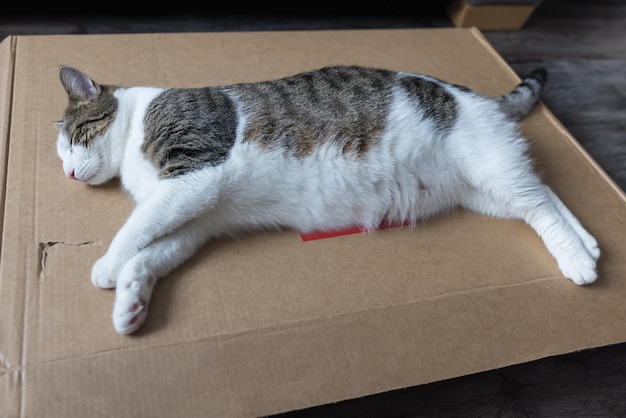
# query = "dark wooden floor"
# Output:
<box><xmin>2</xmin><ymin>1</ymin><xmax>624</xmax><ymax>417</ymax></box>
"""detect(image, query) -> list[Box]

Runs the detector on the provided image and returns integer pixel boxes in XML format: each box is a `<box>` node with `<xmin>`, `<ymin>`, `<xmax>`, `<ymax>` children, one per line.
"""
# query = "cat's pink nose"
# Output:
<box><xmin>68</xmin><ymin>170</ymin><xmax>76</xmax><ymax>180</ymax></box>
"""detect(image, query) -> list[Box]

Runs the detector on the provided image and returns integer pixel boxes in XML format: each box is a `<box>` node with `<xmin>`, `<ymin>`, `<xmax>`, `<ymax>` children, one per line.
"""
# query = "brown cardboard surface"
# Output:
<box><xmin>0</xmin><ymin>29</ymin><xmax>625</xmax><ymax>417</ymax></box>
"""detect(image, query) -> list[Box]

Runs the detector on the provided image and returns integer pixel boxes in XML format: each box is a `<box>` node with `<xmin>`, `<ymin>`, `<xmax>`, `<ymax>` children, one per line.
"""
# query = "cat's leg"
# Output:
<box><xmin>461</xmin><ymin>181</ymin><xmax>598</xmax><ymax>285</ymax></box>
<box><xmin>544</xmin><ymin>186</ymin><xmax>600</xmax><ymax>260</ymax></box>
<box><xmin>111</xmin><ymin>216</ymin><xmax>213</xmax><ymax>334</ymax></box>
<box><xmin>92</xmin><ymin>175</ymin><xmax>218</xmax><ymax>289</ymax></box>
<box><xmin>522</xmin><ymin>187</ymin><xmax>598</xmax><ymax>285</ymax></box>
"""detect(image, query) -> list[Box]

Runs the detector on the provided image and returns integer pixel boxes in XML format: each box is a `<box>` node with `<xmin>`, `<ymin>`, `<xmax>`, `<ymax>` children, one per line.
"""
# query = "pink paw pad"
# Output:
<box><xmin>128</xmin><ymin>298</ymin><xmax>148</xmax><ymax>326</ymax></box>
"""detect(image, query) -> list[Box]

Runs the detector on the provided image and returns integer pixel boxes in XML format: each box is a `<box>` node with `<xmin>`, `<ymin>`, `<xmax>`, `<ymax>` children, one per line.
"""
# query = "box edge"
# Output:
<box><xmin>0</xmin><ymin>33</ymin><xmax>23</xmax><ymax>418</ymax></box>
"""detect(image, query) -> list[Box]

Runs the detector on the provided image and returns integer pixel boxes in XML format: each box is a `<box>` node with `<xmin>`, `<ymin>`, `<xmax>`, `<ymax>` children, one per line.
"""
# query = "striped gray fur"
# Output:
<box><xmin>497</xmin><ymin>68</ymin><xmax>547</xmax><ymax>121</ymax></box>
<box><xmin>226</xmin><ymin>66</ymin><xmax>395</xmax><ymax>158</ymax></box>
<box><xmin>141</xmin><ymin>66</ymin><xmax>462</xmax><ymax>176</ymax></box>
<box><xmin>61</xmin><ymin>84</ymin><xmax>119</xmax><ymax>147</ymax></box>
<box><xmin>398</xmin><ymin>76</ymin><xmax>458</xmax><ymax>132</ymax></box>
<box><xmin>142</xmin><ymin>88</ymin><xmax>237</xmax><ymax>177</ymax></box>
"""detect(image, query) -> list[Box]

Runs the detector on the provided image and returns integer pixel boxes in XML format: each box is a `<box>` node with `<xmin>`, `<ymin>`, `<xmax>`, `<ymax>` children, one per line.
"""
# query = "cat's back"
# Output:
<box><xmin>224</xmin><ymin>66</ymin><xmax>395</xmax><ymax>158</ymax></box>
<box><xmin>224</xmin><ymin>65</ymin><xmax>463</xmax><ymax>157</ymax></box>
<box><xmin>227</xmin><ymin>65</ymin><xmax>396</xmax><ymax>120</ymax></box>
<box><xmin>137</xmin><ymin>65</ymin><xmax>487</xmax><ymax>181</ymax></box>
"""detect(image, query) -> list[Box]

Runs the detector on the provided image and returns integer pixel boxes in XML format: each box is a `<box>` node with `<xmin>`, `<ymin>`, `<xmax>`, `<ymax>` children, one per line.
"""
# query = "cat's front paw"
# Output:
<box><xmin>113</xmin><ymin>280</ymin><xmax>150</xmax><ymax>334</ymax></box>
<box><xmin>112</xmin><ymin>260</ymin><xmax>157</xmax><ymax>334</ymax></box>
<box><xmin>91</xmin><ymin>253</ymin><xmax>121</xmax><ymax>288</ymax></box>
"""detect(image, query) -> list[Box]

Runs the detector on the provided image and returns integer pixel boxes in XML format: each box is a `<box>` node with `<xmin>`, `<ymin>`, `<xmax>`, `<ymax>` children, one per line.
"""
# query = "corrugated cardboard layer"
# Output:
<box><xmin>1</xmin><ymin>29</ymin><xmax>625</xmax><ymax>417</ymax></box>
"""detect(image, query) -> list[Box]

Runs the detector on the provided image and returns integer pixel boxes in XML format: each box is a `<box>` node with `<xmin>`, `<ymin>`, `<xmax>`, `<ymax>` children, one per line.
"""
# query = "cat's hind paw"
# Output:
<box><xmin>558</xmin><ymin>253</ymin><xmax>598</xmax><ymax>286</ymax></box>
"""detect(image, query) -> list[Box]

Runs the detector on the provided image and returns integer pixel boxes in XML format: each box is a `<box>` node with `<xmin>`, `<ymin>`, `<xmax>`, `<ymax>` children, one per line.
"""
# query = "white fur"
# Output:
<box><xmin>57</xmin><ymin>84</ymin><xmax>599</xmax><ymax>334</ymax></box>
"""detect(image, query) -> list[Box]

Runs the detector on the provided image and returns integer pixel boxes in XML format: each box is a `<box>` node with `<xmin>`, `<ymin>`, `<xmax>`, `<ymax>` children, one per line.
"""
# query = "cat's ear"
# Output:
<box><xmin>58</xmin><ymin>65</ymin><xmax>101</xmax><ymax>102</ymax></box>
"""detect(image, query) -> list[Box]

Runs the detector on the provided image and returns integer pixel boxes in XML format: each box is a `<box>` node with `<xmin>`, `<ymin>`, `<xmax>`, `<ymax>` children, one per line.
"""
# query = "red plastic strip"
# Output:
<box><xmin>300</xmin><ymin>221</ymin><xmax>409</xmax><ymax>242</ymax></box>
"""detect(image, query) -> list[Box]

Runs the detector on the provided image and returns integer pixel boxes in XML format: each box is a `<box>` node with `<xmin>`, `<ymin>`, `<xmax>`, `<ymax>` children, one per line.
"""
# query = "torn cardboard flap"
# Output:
<box><xmin>1</xmin><ymin>29</ymin><xmax>625</xmax><ymax>417</ymax></box>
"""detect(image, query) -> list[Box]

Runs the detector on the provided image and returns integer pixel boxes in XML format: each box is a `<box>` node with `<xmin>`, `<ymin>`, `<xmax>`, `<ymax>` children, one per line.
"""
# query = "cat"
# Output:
<box><xmin>55</xmin><ymin>64</ymin><xmax>600</xmax><ymax>334</ymax></box>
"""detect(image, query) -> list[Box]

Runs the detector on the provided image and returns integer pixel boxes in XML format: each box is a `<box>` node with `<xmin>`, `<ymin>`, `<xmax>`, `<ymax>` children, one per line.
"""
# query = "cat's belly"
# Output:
<box><xmin>214</xmin><ymin>141</ymin><xmax>462</xmax><ymax>233</ymax></box>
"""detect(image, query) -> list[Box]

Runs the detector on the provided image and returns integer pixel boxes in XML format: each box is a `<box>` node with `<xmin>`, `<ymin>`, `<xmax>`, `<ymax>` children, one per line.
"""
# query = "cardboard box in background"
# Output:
<box><xmin>447</xmin><ymin>0</ymin><xmax>540</xmax><ymax>30</ymax></box>
<box><xmin>1</xmin><ymin>29</ymin><xmax>625</xmax><ymax>418</ymax></box>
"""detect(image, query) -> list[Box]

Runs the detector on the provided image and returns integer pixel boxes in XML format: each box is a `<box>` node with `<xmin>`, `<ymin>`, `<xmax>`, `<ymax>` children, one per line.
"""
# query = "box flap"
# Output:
<box><xmin>0</xmin><ymin>35</ymin><xmax>14</xmax><ymax>237</ymax></box>
<box><xmin>1</xmin><ymin>29</ymin><xmax>625</xmax><ymax>417</ymax></box>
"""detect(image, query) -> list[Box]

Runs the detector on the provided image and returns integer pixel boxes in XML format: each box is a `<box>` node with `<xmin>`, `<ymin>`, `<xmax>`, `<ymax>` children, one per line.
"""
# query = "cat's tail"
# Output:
<box><xmin>496</xmin><ymin>68</ymin><xmax>547</xmax><ymax>121</ymax></box>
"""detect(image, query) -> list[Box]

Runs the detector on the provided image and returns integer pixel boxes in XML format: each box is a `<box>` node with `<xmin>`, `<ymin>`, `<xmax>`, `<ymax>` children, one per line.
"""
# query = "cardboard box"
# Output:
<box><xmin>1</xmin><ymin>28</ymin><xmax>625</xmax><ymax>418</ymax></box>
<box><xmin>447</xmin><ymin>0</ymin><xmax>538</xmax><ymax>30</ymax></box>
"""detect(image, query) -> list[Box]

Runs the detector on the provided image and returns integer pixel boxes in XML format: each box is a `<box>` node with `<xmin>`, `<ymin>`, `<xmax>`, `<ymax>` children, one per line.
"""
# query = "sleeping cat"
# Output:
<box><xmin>55</xmin><ymin>65</ymin><xmax>599</xmax><ymax>334</ymax></box>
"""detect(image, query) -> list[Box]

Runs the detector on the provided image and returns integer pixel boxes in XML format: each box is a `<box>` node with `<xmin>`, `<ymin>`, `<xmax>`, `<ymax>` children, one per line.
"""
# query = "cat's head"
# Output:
<box><xmin>55</xmin><ymin>66</ymin><xmax>119</xmax><ymax>185</ymax></box>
